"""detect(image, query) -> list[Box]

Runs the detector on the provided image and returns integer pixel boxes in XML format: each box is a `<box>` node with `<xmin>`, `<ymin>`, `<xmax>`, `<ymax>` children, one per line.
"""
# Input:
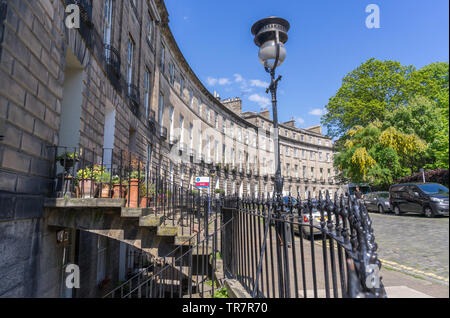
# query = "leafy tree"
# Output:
<box><xmin>326</xmin><ymin>60</ymin><xmax>449</xmax><ymax>182</ymax></box>
<box><xmin>427</xmin><ymin>92</ymin><xmax>449</xmax><ymax>169</ymax></box>
<box><xmin>322</xmin><ymin>59</ymin><xmax>449</xmax><ymax>139</ymax></box>
<box><xmin>334</xmin><ymin>122</ymin><xmax>427</xmax><ymax>187</ymax></box>
<box><xmin>384</xmin><ymin>95</ymin><xmax>449</xmax><ymax>169</ymax></box>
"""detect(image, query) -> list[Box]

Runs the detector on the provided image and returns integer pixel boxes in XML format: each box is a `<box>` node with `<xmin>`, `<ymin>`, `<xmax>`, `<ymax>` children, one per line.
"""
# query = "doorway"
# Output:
<box><xmin>58</xmin><ymin>49</ymin><xmax>84</xmax><ymax>150</ymax></box>
<box><xmin>103</xmin><ymin>100</ymin><xmax>116</xmax><ymax>169</ymax></box>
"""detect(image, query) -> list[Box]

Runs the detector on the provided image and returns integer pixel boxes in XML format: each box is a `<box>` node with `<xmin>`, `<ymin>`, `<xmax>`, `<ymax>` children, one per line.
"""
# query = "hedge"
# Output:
<box><xmin>397</xmin><ymin>169</ymin><xmax>449</xmax><ymax>187</ymax></box>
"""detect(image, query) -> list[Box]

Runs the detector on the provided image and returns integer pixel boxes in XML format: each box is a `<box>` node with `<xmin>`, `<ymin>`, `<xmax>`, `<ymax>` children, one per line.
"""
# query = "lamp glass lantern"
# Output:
<box><xmin>251</xmin><ymin>17</ymin><xmax>290</xmax><ymax>71</ymax></box>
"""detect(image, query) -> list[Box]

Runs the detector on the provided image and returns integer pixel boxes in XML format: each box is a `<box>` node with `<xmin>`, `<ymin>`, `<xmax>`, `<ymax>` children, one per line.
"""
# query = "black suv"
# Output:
<box><xmin>389</xmin><ymin>183</ymin><xmax>449</xmax><ymax>218</ymax></box>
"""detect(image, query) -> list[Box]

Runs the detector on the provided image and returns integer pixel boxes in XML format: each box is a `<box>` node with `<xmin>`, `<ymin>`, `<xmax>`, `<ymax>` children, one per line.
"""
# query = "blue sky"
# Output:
<box><xmin>164</xmin><ymin>0</ymin><xmax>449</xmax><ymax>134</ymax></box>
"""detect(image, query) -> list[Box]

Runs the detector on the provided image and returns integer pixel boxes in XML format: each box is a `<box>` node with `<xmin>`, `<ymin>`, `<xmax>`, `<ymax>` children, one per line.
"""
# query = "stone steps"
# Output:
<box><xmin>45</xmin><ymin>199</ymin><xmax>223</xmax><ymax>298</ymax></box>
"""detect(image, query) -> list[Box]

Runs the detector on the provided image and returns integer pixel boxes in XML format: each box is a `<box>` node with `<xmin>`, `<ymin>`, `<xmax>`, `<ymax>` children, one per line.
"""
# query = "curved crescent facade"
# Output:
<box><xmin>1</xmin><ymin>0</ymin><xmax>340</xmax><ymax>198</ymax></box>
<box><xmin>85</xmin><ymin>0</ymin><xmax>339</xmax><ymax>198</ymax></box>
<box><xmin>0</xmin><ymin>0</ymin><xmax>341</xmax><ymax>297</ymax></box>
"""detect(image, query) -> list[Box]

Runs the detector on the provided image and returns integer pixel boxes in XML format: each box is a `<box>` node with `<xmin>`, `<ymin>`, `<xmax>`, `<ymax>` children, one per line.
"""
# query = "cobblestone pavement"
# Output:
<box><xmin>369</xmin><ymin>212</ymin><xmax>449</xmax><ymax>285</ymax></box>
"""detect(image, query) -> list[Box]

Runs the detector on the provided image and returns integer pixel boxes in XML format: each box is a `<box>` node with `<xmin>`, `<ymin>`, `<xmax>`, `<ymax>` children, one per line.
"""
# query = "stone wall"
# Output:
<box><xmin>0</xmin><ymin>0</ymin><xmax>126</xmax><ymax>297</ymax></box>
<box><xmin>0</xmin><ymin>0</ymin><xmax>341</xmax><ymax>297</ymax></box>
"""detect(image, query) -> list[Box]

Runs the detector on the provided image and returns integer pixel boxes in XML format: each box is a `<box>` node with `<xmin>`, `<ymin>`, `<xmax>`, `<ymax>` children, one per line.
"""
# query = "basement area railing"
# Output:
<box><xmin>222</xmin><ymin>193</ymin><xmax>386</xmax><ymax>298</ymax></box>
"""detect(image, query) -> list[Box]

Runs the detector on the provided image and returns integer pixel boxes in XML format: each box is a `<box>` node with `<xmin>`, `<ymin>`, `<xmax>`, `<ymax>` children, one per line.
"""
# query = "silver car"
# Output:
<box><xmin>293</xmin><ymin>203</ymin><xmax>336</xmax><ymax>239</ymax></box>
<box><xmin>363</xmin><ymin>192</ymin><xmax>391</xmax><ymax>213</ymax></box>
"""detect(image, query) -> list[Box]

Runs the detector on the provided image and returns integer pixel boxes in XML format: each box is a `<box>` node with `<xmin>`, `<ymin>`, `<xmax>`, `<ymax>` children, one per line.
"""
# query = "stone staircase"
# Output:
<box><xmin>44</xmin><ymin>197</ymin><xmax>226</xmax><ymax>298</ymax></box>
<box><xmin>45</xmin><ymin>198</ymin><xmax>214</xmax><ymax>255</ymax></box>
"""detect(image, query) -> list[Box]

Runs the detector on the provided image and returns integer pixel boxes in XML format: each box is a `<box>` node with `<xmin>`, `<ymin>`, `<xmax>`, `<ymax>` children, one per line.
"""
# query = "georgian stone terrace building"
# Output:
<box><xmin>0</xmin><ymin>0</ymin><xmax>338</xmax><ymax>297</ymax></box>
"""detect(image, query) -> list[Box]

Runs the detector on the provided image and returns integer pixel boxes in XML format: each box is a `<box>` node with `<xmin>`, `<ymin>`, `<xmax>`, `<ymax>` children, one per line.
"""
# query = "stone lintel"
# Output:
<box><xmin>44</xmin><ymin>198</ymin><xmax>125</xmax><ymax>208</ymax></box>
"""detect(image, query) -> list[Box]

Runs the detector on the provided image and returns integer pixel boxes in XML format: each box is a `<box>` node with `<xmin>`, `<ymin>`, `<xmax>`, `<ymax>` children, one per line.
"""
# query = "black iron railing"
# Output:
<box><xmin>104</xmin><ymin>191</ymin><xmax>385</xmax><ymax>299</ymax></box>
<box><xmin>222</xmin><ymin>193</ymin><xmax>386</xmax><ymax>298</ymax></box>
<box><xmin>148</xmin><ymin>110</ymin><xmax>156</xmax><ymax>131</ymax></box>
<box><xmin>128</xmin><ymin>84</ymin><xmax>140</xmax><ymax>113</ymax></box>
<box><xmin>0</xmin><ymin>0</ymin><xmax>7</xmax><ymax>60</ymax></box>
<box><xmin>50</xmin><ymin>146</ymin><xmax>205</xmax><ymax>233</ymax></box>
<box><xmin>104</xmin><ymin>44</ymin><xmax>121</xmax><ymax>80</ymax></box>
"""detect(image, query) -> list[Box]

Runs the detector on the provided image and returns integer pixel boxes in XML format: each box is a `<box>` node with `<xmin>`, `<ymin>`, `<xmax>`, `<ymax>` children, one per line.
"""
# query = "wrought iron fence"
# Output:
<box><xmin>103</xmin><ymin>194</ymin><xmax>385</xmax><ymax>298</ymax></box>
<box><xmin>222</xmin><ymin>193</ymin><xmax>386</xmax><ymax>298</ymax></box>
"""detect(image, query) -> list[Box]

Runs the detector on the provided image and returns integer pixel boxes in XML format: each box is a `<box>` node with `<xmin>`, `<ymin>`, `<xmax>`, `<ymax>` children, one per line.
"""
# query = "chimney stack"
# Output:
<box><xmin>260</xmin><ymin>107</ymin><xmax>270</xmax><ymax>119</ymax></box>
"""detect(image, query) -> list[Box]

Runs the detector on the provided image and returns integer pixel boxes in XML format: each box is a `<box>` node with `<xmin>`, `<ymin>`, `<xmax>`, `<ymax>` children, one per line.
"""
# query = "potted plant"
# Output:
<box><xmin>139</xmin><ymin>183</ymin><xmax>155</xmax><ymax>207</ymax></box>
<box><xmin>57</xmin><ymin>152</ymin><xmax>79</xmax><ymax>172</ymax></box>
<box><xmin>127</xmin><ymin>171</ymin><xmax>145</xmax><ymax>207</ymax></box>
<box><xmin>112</xmin><ymin>175</ymin><xmax>127</xmax><ymax>199</ymax></box>
<box><xmin>76</xmin><ymin>167</ymin><xmax>96</xmax><ymax>198</ymax></box>
<box><xmin>96</xmin><ymin>171</ymin><xmax>112</xmax><ymax>198</ymax></box>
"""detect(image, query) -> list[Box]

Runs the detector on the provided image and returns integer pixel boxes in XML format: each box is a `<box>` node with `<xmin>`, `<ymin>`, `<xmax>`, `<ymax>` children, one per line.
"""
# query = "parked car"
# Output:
<box><xmin>293</xmin><ymin>202</ymin><xmax>336</xmax><ymax>239</ymax></box>
<box><xmin>389</xmin><ymin>183</ymin><xmax>449</xmax><ymax>218</ymax></box>
<box><xmin>363</xmin><ymin>192</ymin><xmax>391</xmax><ymax>213</ymax></box>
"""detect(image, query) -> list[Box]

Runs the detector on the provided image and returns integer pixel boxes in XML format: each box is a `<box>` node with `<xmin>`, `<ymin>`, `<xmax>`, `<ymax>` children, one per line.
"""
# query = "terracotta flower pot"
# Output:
<box><xmin>128</xmin><ymin>179</ymin><xmax>139</xmax><ymax>207</ymax></box>
<box><xmin>140</xmin><ymin>197</ymin><xmax>148</xmax><ymax>208</ymax></box>
<box><xmin>79</xmin><ymin>179</ymin><xmax>96</xmax><ymax>198</ymax></box>
<box><xmin>100</xmin><ymin>184</ymin><xmax>112</xmax><ymax>198</ymax></box>
<box><xmin>113</xmin><ymin>184</ymin><xmax>127</xmax><ymax>199</ymax></box>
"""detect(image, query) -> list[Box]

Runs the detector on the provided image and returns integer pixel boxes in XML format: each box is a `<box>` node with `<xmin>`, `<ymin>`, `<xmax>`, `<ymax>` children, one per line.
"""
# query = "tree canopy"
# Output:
<box><xmin>322</xmin><ymin>59</ymin><xmax>449</xmax><ymax>139</ymax></box>
<box><xmin>326</xmin><ymin>59</ymin><xmax>449</xmax><ymax>186</ymax></box>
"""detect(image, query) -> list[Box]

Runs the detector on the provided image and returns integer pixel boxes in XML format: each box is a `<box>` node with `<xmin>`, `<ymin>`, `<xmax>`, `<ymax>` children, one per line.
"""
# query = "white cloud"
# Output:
<box><xmin>309</xmin><ymin>108</ymin><xmax>326</xmax><ymax>116</ymax></box>
<box><xmin>206</xmin><ymin>77</ymin><xmax>217</xmax><ymax>86</ymax></box>
<box><xmin>250</xmin><ymin>79</ymin><xmax>269</xmax><ymax>88</ymax></box>
<box><xmin>295</xmin><ymin>117</ymin><xmax>305</xmax><ymax>125</ymax></box>
<box><xmin>206</xmin><ymin>77</ymin><xmax>231</xmax><ymax>86</ymax></box>
<box><xmin>249</xmin><ymin>94</ymin><xmax>270</xmax><ymax>108</ymax></box>
<box><xmin>241</xmin><ymin>86</ymin><xmax>253</xmax><ymax>94</ymax></box>
<box><xmin>233</xmin><ymin>74</ymin><xmax>244</xmax><ymax>83</ymax></box>
<box><xmin>218</xmin><ymin>78</ymin><xmax>231</xmax><ymax>85</ymax></box>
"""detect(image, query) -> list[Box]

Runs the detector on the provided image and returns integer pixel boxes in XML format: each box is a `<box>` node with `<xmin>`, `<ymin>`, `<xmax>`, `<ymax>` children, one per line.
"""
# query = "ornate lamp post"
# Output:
<box><xmin>251</xmin><ymin>17</ymin><xmax>290</xmax><ymax>198</ymax></box>
<box><xmin>251</xmin><ymin>17</ymin><xmax>290</xmax><ymax>298</ymax></box>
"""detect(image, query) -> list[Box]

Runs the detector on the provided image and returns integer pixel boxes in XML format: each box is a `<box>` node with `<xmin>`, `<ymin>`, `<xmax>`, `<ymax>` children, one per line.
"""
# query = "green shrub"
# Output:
<box><xmin>213</xmin><ymin>287</ymin><xmax>228</xmax><ymax>298</ymax></box>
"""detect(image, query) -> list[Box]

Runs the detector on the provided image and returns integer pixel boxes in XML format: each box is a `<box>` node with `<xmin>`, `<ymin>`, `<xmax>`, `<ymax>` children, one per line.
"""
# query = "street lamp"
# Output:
<box><xmin>251</xmin><ymin>17</ymin><xmax>290</xmax><ymax>197</ymax></box>
<box><xmin>251</xmin><ymin>17</ymin><xmax>290</xmax><ymax>298</ymax></box>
